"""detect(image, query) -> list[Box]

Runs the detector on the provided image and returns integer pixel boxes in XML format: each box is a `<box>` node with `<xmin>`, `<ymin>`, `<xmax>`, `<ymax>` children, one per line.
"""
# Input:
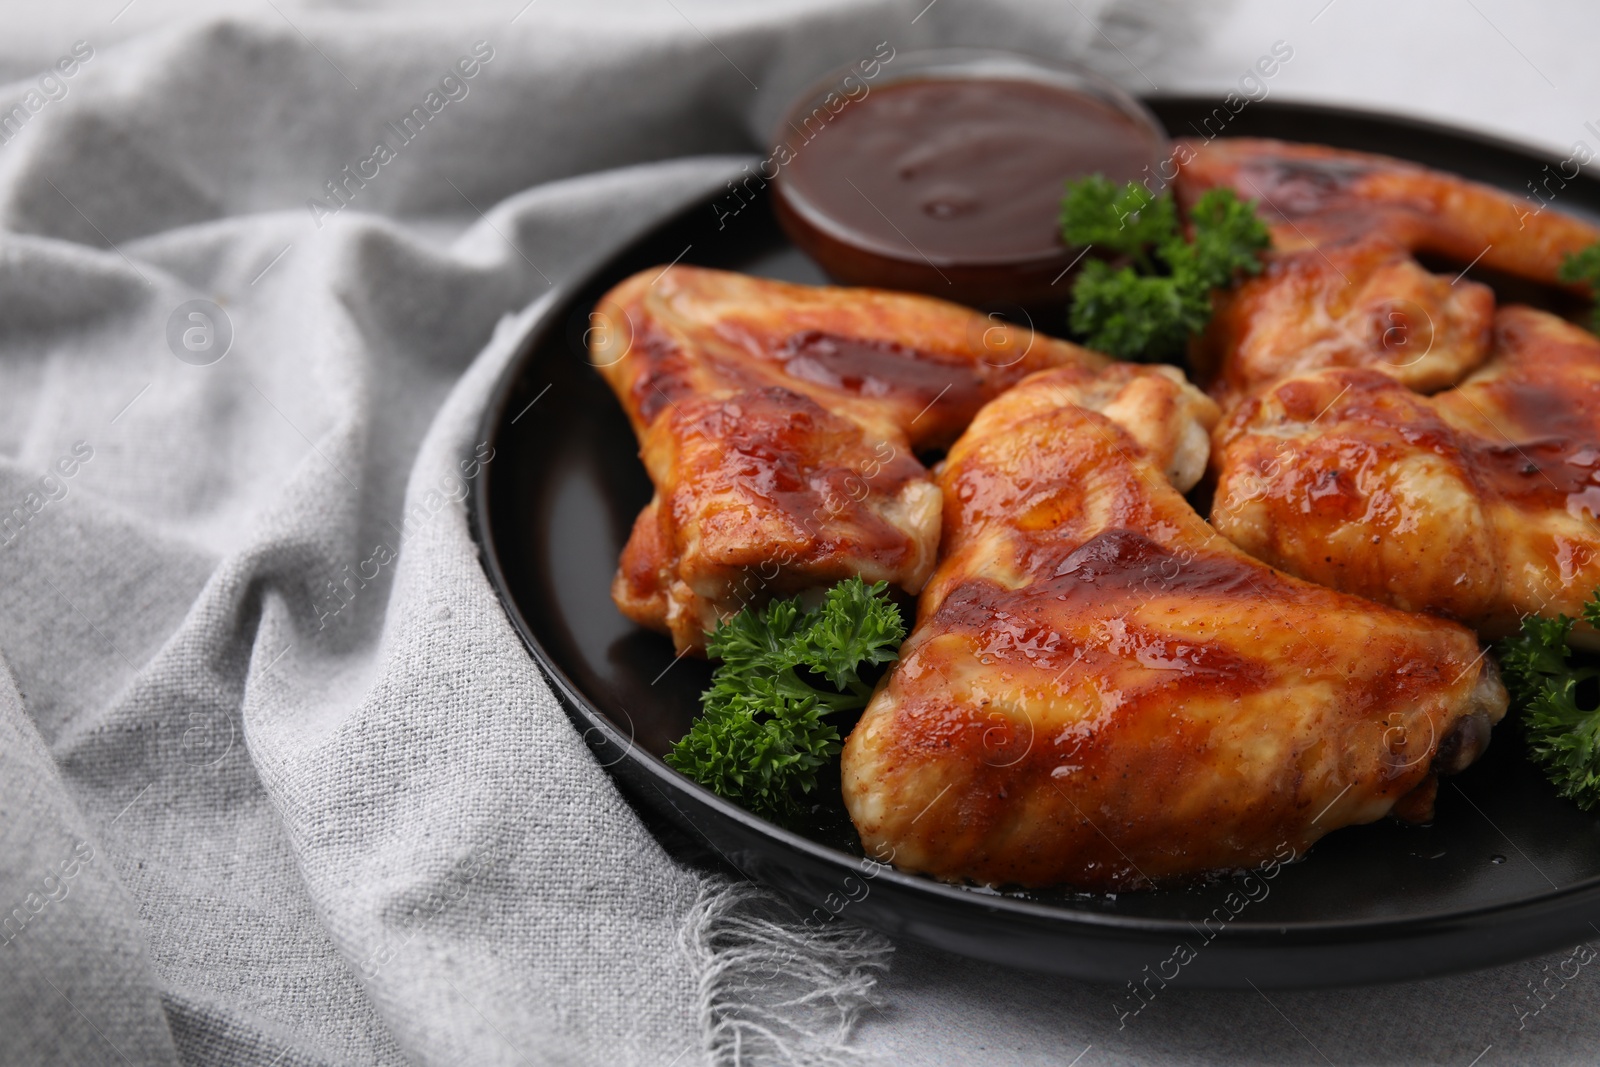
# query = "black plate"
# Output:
<box><xmin>472</xmin><ymin>99</ymin><xmax>1600</xmax><ymax>988</ymax></box>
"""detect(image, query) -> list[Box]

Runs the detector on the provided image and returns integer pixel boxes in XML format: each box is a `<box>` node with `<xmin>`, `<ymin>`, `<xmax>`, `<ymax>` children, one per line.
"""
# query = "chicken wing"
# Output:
<box><xmin>1193</xmin><ymin>238</ymin><xmax>1495</xmax><ymax>404</ymax></box>
<box><xmin>1213</xmin><ymin>305</ymin><xmax>1600</xmax><ymax>646</ymax></box>
<box><xmin>841</xmin><ymin>364</ymin><xmax>1505</xmax><ymax>889</ymax></box>
<box><xmin>594</xmin><ymin>266</ymin><xmax>1107</xmax><ymax>651</ymax></box>
<box><xmin>1175</xmin><ymin>137</ymin><xmax>1599</xmax><ymax>405</ymax></box>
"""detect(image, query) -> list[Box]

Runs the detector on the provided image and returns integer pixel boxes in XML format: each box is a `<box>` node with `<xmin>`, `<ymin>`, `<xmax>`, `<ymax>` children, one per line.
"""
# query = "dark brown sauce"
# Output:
<box><xmin>779</xmin><ymin>77</ymin><xmax>1162</xmax><ymax>265</ymax></box>
<box><xmin>1277</xmin><ymin>370</ymin><xmax>1600</xmax><ymax>516</ymax></box>
<box><xmin>1480</xmin><ymin>375</ymin><xmax>1600</xmax><ymax>444</ymax></box>
<box><xmin>1467</xmin><ymin>438</ymin><xmax>1600</xmax><ymax>514</ymax></box>
<box><xmin>776</xmin><ymin>330</ymin><xmax>981</xmax><ymax>405</ymax></box>
<box><xmin>930</xmin><ymin>529</ymin><xmax>1270</xmax><ymax>690</ymax></box>
<box><xmin>632</xmin><ymin>323</ymin><xmax>696</xmax><ymax>425</ymax></box>
<box><xmin>1048</xmin><ymin>529</ymin><xmax>1261</xmax><ymax>599</ymax></box>
<box><xmin>1242</xmin><ymin>158</ymin><xmax>1370</xmax><ymax>218</ymax></box>
<box><xmin>1473</xmin><ymin>367</ymin><xmax>1600</xmax><ymax>512</ymax></box>
<box><xmin>682</xmin><ymin>386</ymin><xmax>926</xmax><ymax>564</ymax></box>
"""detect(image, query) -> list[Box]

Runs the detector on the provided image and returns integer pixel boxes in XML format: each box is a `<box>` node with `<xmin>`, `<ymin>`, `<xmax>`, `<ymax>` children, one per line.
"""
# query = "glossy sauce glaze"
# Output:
<box><xmin>841</xmin><ymin>366</ymin><xmax>1501</xmax><ymax>890</ymax></box>
<box><xmin>1250</xmin><ymin>364</ymin><xmax>1600</xmax><ymax>517</ymax></box>
<box><xmin>1176</xmin><ymin>137</ymin><xmax>1600</xmax><ymax>280</ymax></box>
<box><xmin>1440</xmin><ymin>310</ymin><xmax>1600</xmax><ymax>520</ymax></box>
<box><xmin>593</xmin><ymin>265</ymin><xmax>1108</xmax><ymax>652</ymax></box>
<box><xmin>1210</xmin><ymin>308</ymin><xmax>1600</xmax><ymax>635</ymax></box>
<box><xmin>775</xmin><ymin>330</ymin><xmax>984</xmax><ymax>408</ymax></box>
<box><xmin>773</xmin><ymin>75</ymin><xmax>1164</xmax><ymax>306</ymax></box>
<box><xmin>667</xmin><ymin>387</ymin><xmax>927</xmax><ymax>562</ymax></box>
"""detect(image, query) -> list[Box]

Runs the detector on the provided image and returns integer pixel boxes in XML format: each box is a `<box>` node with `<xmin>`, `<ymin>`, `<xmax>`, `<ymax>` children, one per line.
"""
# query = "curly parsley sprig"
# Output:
<box><xmin>665</xmin><ymin>577</ymin><xmax>905</xmax><ymax>820</ymax></box>
<box><xmin>1557</xmin><ymin>242</ymin><xmax>1600</xmax><ymax>333</ymax></box>
<box><xmin>1059</xmin><ymin>176</ymin><xmax>1271</xmax><ymax>361</ymax></box>
<box><xmin>1495</xmin><ymin>590</ymin><xmax>1600</xmax><ymax>809</ymax></box>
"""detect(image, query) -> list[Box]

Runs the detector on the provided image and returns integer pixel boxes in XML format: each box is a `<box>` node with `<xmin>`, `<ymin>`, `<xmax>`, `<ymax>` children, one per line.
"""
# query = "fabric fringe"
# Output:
<box><xmin>681</xmin><ymin>877</ymin><xmax>893</xmax><ymax>1067</ymax></box>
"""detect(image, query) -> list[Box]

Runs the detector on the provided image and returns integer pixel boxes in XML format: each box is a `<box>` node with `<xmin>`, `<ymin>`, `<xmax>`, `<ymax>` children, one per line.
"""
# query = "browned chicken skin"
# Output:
<box><xmin>1193</xmin><ymin>239</ymin><xmax>1496</xmax><ymax>405</ymax></box>
<box><xmin>842</xmin><ymin>364</ymin><xmax>1506</xmax><ymax>890</ymax></box>
<box><xmin>1177</xmin><ymin>137</ymin><xmax>1598</xmax><ymax>281</ymax></box>
<box><xmin>592</xmin><ymin>266</ymin><xmax>1107</xmax><ymax>652</ymax></box>
<box><xmin>1182</xmin><ymin>139</ymin><xmax>1600</xmax><ymax>645</ymax></box>
<box><xmin>1175</xmin><ymin>137</ymin><xmax>1599</xmax><ymax>406</ymax></box>
<box><xmin>1214</xmin><ymin>306</ymin><xmax>1600</xmax><ymax>646</ymax></box>
<box><xmin>598</xmin><ymin>143</ymin><xmax>1571</xmax><ymax>889</ymax></box>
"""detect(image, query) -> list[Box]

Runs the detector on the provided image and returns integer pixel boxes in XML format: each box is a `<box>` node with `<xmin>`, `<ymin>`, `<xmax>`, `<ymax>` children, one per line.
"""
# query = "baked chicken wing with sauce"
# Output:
<box><xmin>841</xmin><ymin>364</ymin><xmax>1506</xmax><ymax>890</ymax></box>
<box><xmin>1175</xmin><ymin>138</ymin><xmax>1599</xmax><ymax>406</ymax></box>
<box><xmin>1213</xmin><ymin>306</ymin><xmax>1600</xmax><ymax>647</ymax></box>
<box><xmin>1182</xmin><ymin>139</ymin><xmax>1600</xmax><ymax>646</ymax></box>
<box><xmin>593</xmin><ymin>266</ymin><xmax>1106</xmax><ymax>652</ymax></box>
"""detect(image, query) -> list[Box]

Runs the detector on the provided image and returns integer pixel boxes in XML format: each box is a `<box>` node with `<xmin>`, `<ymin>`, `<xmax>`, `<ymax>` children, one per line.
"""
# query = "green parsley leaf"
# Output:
<box><xmin>797</xmin><ymin>577</ymin><xmax>907</xmax><ymax>691</ymax></box>
<box><xmin>1068</xmin><ymin>260</ymin><xmax>1197</xmax><ymax>363</ymax></box>
<box><xmin>1059</xmin><ymin>176</ymin><xmax>1270</xmax><ymax>361</ymax></box>
<box><xmin>1495</xmin><ymin>589</ymin><xmax>1600</xmax><ymax>809</ymax></box>
<box><xmin>667</xmin><ymin>689</ymin><xmax>838</xmax><ymax>819</ymax></box>
<box><xmin>1059</xmin><ymin>176</ymin><xmax>1176</xmax><ymax>264</ymax></box>
<box><xmin>1525</xmin><ymin>675</ymin><xmax>1600</xmax><ymax>808</ymax></box>
<box><xmin>1180</xmin><ymin>187</ymin><xmax>1274</xmax><ymax>291</ymax></box>
<box><xmin>666</xmin><ymin>577</ymin><xmax>905</xmax><ymax>820</ymax></box>
<box><xmin>1558</xmin><ymin>242</ymin><xmax>1600</xmax><ymax>333</ymax></box>
<box><xmin>705</xmin><ymin>594</ymin><xmax>811</xmax><ymax>683</ymax></box>
<box><xmin>1497</xmin><ymin>613</ymin><xmax>1575</xmax><ymax>704</ymax></box>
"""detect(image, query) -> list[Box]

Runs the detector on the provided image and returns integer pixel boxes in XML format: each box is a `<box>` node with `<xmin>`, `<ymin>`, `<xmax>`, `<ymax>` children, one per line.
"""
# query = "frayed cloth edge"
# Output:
<box><xmin>680</xmin><ymin>877</ymin><xmax>893</xmax><ymax>1067</ymax></box>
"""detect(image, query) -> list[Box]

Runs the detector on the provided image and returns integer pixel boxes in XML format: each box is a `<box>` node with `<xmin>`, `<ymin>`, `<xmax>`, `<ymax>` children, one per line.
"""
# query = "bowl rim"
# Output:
<box><xmin>767</xmin><ymin>45</ymin><xmax>1171</xmax><ymax>269</ymax></box>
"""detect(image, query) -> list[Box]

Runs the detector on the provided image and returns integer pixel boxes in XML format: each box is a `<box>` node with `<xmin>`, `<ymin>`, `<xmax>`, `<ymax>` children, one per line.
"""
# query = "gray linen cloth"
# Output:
<box><xmin>1</xmin><ymin>2</ymin><xmax>1597</xmax><ymax>1065</ymax></box>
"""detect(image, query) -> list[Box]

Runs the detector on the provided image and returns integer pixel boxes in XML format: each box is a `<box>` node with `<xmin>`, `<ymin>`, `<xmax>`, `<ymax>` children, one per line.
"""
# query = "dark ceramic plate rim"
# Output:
<box><xmin>470</xmin><ymin>98</ymin><xmax>1600</xmax><ymax>956</ymax></box>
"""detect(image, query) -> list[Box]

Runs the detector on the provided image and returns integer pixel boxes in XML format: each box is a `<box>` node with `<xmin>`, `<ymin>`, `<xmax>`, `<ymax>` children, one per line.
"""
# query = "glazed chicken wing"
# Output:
<box><xmin>1178</xmin><ymin>137</ymin><xmax>1599</xmax><ymax>279</ymax></box>
<box><xmin>1176</xmin><ymin>138</ymin><xmax>1599</xmax><ymax>405</ymax></box>
<box><xmin>841</xmin><ymin>364</ymin><xmax>1506</xmax><ymax>889</ymax></box>
<box><xmin>594</xmin><ymin>266</ymin><xmax>1107</xmax><ymax>651</ymax></box>
<box><xmin>1213</xmin><ymin>306</ymin><xmax>1600</xmax><ymax>646</ymax></box>
<box><xmin>1194</xmin><ymin>239</ymin><xmax>1495</xmax><ymax>404</ymax></box>
<box><xmin>1184</xmin><ymin>138</ymin><xmax>1600</xmax><ymax>645</ymax></box>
